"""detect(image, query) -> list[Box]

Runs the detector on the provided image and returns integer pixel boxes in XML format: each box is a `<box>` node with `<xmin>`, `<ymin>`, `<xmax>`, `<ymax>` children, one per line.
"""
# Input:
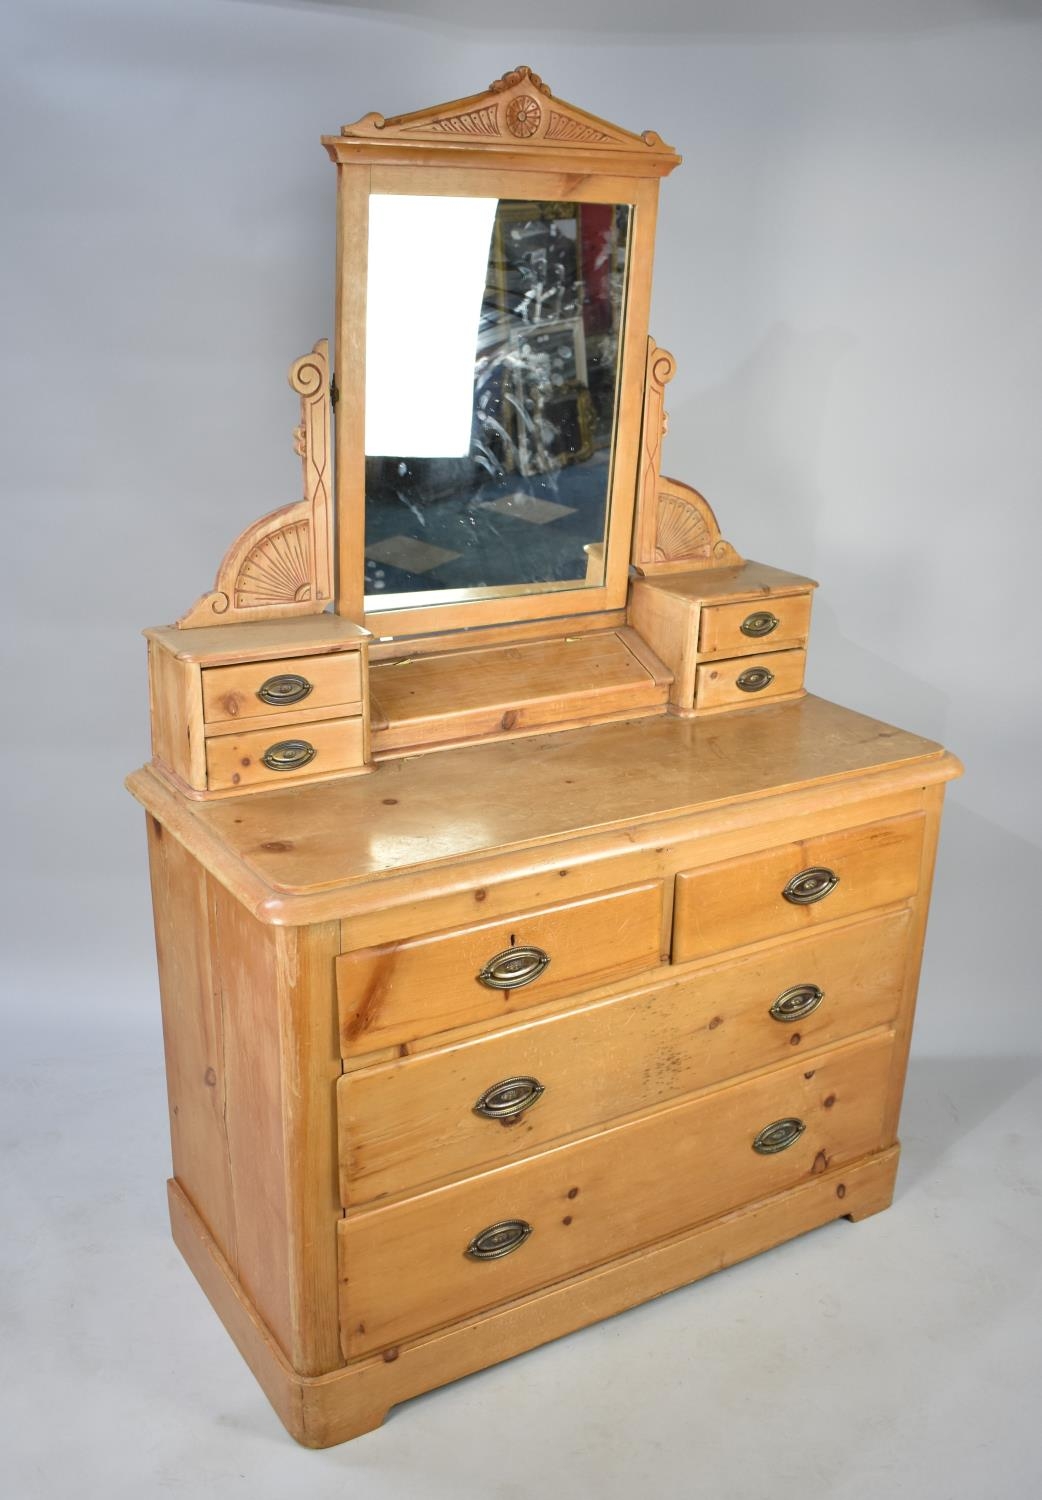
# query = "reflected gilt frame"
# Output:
<box><xmin>322</xmin><ymin>67</ymin><xmax>680</xmax><ymax>640</ymax></box>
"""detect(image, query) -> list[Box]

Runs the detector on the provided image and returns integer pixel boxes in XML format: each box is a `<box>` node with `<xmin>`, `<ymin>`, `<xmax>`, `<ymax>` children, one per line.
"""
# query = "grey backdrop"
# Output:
<box><xmin>3</xmin><ymin>3</ymin><xmax>1041</xmax><ymax>1496</ymax></box>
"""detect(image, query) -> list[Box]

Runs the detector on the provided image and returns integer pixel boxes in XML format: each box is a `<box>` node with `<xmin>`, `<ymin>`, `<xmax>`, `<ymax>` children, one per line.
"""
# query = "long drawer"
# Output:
<box><xmin>673</xmin><ymin>813</ymin><xmax>924</xmax><ymax>963</ymax></box>
<box><xmin>337</xmin><ymin>1030</ymin><xmax>895</xmax><ymax>1358</ymax></box>
<box><xmin>337</xmin><ymin>909</ymin><xmax>911</xmax><ymax>1205</ymax></box>
<box><xmin>337</xmin><ymin>881</ymin><xmax>665</xmax><ymax>1055</ymax></box>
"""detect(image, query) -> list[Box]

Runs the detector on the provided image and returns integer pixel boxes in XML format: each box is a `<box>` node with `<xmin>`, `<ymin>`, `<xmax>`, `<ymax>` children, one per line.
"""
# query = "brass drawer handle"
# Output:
<box><xmin>782</xmin><ymin>867</ymin><xmax>840</xmax><ymax>905</ymax></box>
<box><xmin>465</xmin><ymin>1219</ymin><xmax>533</xmax><ymax>1261</ymax></box>
<box><xmin>740</xmin><ymin>610</ymin><xmax>779</xmax><ymax>638</ymax></box>
<box><xmin>736</xmin><ymin>665</ymin><xmax>775</xmax><ymax>693</ymax></box>
<box><xmin>770</xmin><ymin>983</ymin><xmax>825</xmax><ymax>1023</ymax></box>
<box><xmin>753</xmin><ymin>1117</ymin><xmax>806</xmax><ymax>1155</ymax></box>
<box><xmin>478</xmin><ymin>945</ymin><xmax>550</xmax><ymax>990</ymax></box>
<box><xmin>257</xmin><ymin>672</ymin><xmax>313</xmax><ymax>706</ymax></box>
<box><xmin>261</xmin><ymin>739</ymin><xmax>317</xmax><ymax>772</ymax></box>
<box><xmin>473</xmin><ymin>1076</ymin><xmax>545</xmax><ymax>1122</ymax></box>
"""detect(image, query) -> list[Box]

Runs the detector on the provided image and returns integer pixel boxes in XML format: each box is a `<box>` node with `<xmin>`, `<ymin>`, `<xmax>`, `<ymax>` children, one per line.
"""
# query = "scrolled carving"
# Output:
<box><xmin>327</xmin><ymin>70</ymin><xmax>679</xmax><ymax>168</ymax></box>
<box><xmin>632</xmin><ymin>337</ymin><xmax>742</xmax><ymax>574</ymax></box>
<box><xmin>490</xmin><ymin>66</ymin><xmax>552</xmax><ymax>97</ymax></box>
<box><xmin>176</xmin><ymin>339</ymin><xmax>334</xmax><ymax>628</ymax></box>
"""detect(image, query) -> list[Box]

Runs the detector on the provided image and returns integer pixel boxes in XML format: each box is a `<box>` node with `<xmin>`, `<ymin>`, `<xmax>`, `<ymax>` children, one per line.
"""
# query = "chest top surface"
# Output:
<box><xmin>129</xmin><ymin>695</ymin><xmax>955</xmax><ymax>914</ymax></box>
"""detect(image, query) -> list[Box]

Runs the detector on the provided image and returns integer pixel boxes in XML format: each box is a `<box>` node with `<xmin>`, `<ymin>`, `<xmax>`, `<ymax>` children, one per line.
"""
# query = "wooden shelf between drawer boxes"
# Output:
<box><xmin>673</xmin><ymin>813</ymin><xmax>925</xmax><ymax>964</ymax></box>
<box><xmin>337</xmin><ymin>908</ymin><xmax>911</xmax><ymax>1206</ymax></box>
<box><xmin>337</xmin><ymin>1030</ymin><xmax>895</xmax><ymax>1358</ymax></box>
<box><xmin>694</xmin><ymin>648</ymin><xmax>806</xmax><ymax>712</ymax></box>
<box><xmin>336</xmin><ymin>882</ymin><xmax>666</xmax><ymax>1055</ymax></box>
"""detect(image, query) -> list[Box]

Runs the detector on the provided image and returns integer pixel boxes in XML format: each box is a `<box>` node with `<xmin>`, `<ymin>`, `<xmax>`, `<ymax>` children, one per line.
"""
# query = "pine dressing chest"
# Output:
<box><xmin>127</xmin><ymin>67</ymin><xmax>961</xmax><ymax>1447</ymax></box>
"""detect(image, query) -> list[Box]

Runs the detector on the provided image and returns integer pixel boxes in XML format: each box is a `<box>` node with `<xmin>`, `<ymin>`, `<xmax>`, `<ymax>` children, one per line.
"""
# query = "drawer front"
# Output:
<box><xmin>337</xmin><ymin>882</ymin><xmax>665</xmax><ymax>1056</ymax></box>
<box><xmin>205</xmin><ymin>716</ymin><xmax>364</xmax><ymax>791</ymax></box>
<box><xmin>674</xmin><ymin>813</ymin><xmax>924</xmax><ymax>964</ymax></box>
<box><xmin>698</xmin><ymin>593</ymin><xmax>813</xmax><ymax>658</ymax></box>
<box><xmin>338</xmin><ymin>1031</ymin><xmax>895</xmax><ymax>1357</ymax></box>
<box><xmin>338</xmin><ymin>910</ymin><xmax>911</xmax><ymax>1205</ymax></box>
<box><xmin>201</xmin><ymin>652</ymin><xmax>362</xmax><ymax>726</ymax></box>
<box><xmin>694</xmin><ymin>648</ymin><xmax>806</xmax><ymax>711</ymax></box>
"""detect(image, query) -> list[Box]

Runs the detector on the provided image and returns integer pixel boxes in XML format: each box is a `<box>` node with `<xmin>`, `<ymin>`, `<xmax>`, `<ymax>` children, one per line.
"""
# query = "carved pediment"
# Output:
<box><xmin>324</xmin><ymin>66</ymin><xmax>680</xmax><ymax>174</ymax></box>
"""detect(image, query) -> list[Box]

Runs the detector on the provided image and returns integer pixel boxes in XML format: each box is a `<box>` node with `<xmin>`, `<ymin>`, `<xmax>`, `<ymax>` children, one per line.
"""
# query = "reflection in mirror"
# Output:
<box><xmin>363</xmin><ymin>196</ymin><xmax>632</xmax><ymax>609</ymax></box>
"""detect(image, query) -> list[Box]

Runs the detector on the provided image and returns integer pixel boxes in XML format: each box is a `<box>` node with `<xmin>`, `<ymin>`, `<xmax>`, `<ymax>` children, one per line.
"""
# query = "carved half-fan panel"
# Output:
<box><xmin>176</xmin><ymin>340</ymin><xmax>334</xmax><ymax>628</ymax></box>
<box><xmin>234</xmin><ymin>518</ymin><xmax>314</xmax><ymax>608</ymax></box>
<box><xmin>632</xmin><ymin>338</ymin><xmax>742</xmax><ymax>573</ymax></box>
<box><xmin>655</xmin><ymin>490</ymin><xmax>711</xmax><ymax>561</ymax></box>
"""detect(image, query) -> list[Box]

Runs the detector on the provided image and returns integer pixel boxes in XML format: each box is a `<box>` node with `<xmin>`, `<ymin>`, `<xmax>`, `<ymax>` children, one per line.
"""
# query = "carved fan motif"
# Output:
<box><xmin>176</xmin><ymin>339</ymin><xmax>334</xmax><ymax>628</ymax></box>
<box><xmin>655</xmin><ymin>491</ymin><xmax>712</xmax><ymax>562</ymax></box>
<box><xmin>325</xmin><ymin>66</ymin><xmax>680</xmax><ymax>168</ymax></box>
<box><xmin>545</xmin><ymin>111</ymin><xmax>613</xmax><ymax>144</ymax></box>
<box><xmin>407</xmin><ymin>104</ymin><xmax>500</xmax><ymax>137</ymax></box>
<box><xmin>235</xmin><ymin>520</ymin><xmax>314</xmax><ymax>607</ymax></box>
<box><xmin>632</xmin><ymin>337</ymin><xmax>742</xmax><ymax>573</ymax></box>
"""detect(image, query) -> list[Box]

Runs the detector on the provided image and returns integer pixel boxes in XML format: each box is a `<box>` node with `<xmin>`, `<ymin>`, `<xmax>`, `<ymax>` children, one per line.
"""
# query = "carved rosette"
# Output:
<box><xmin>326</xmin><ymin>66</ymin><xmax>680</xmax><ymax>166</ymax></box>
<box><xmin>632</xmin><ymin>337</ymin><xmax>741</xmax><ymax>573</ymax></box>
<box><xmin>176</xmin><ymin>339</ymin><xmax>334</xmax><ymax>628</ymax></box>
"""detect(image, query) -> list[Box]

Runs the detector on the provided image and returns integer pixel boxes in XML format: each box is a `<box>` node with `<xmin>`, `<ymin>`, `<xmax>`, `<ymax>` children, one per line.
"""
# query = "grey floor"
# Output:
<box><xmin>5</xmin><ymin>999</ymin><xmax>1041</xmax><ymax>1500</ymax></box>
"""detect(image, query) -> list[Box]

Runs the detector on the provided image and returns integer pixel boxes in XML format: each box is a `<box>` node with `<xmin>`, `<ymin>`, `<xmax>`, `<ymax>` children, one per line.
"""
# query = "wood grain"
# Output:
<box><xmin>337</xmin><ymin>882</ymin><xmax>665</xmax><ymax>1054</ymax></box>
<box><xmin>205</xmin><ymin>717</ymin><xmax>365</xmax><ymax>792</ymax></box>
<box><xmin>337</xmin><ymin>908</ymin><xmax>911</xmax><ymax>1204</ymax></box>
<box><xmin>338</xmin><ymin>1031</ymin><xmax>895</xmax><ymax>1357</ymax></box>
<box><xmin>202</xmin><ymin>654</ymin><xmax>362</xmax><ymax>726</ymax></box>
<box><xmin>698</xmin><ymin>592</ymin><xmax>813</xmax><ymax>658</ymax></box>
<box><xmin>673</xmin><ymin>812</ymin><xmax>925</xmax><ymax>963</ymax></box>
<box><xmin>693</xmin><ymin>648</ymin><xmax>807</xmax><ymax>711</ymax></box>
<box><xmin>369</xmin><ymin>631</ymin><xmax>669</xmax><ymax>753</ymax></box>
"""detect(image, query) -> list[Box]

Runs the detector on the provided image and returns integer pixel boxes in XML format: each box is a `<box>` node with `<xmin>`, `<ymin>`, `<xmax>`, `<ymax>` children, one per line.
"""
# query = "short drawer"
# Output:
<box><xmin>336</xmin><ymin>882</ymin><xmax>665</xmax><ymax>1056</ymax></box>
<box><xmin>337</xmin><ymin>909</ymin><xmax>911</xmax><ymax>1205</ymax></box>
<box><xmin>205</xmin><ymin>716</ymin><xmax>364</xmax><ymax>791</ymax></box>
<box><xmin>698</xmin><ymin>593</ymin><xmax>813</xmax><ymax>658</ymax></box>
<box><xmin>337</xmin><ymin>1030</ymin><xmax>895</xmax><ymax>1357</ymax></box>
<box><xmin>674</xmin><ymin>813</ymin><xmax>924</xmax><ymax>964</ymax></box>
<box><xmin>694</xmin><ymin>648</ymin><xmax>806</xmax><ymax>711</ymax></box>
<box><xmin>201</xmin><ymin>652</ymin><xmax>362</xmax><ymax>725</ymax></box>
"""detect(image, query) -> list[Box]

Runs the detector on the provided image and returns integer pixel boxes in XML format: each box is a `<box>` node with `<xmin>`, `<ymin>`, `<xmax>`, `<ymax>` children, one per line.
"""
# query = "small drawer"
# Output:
<box><xmin>337</xmin><ymin>1030</ymin><xmax>894</xmax><ymax>1357</ymax></box>
<box><xmin>336</xmin><ymin>882</ymin><xmax>665</xmax><ymax>1056</ymax></box>
<box><xmin>694</xmin><ymin>648</ymin><xmax>806</xmax><ymax>711</ymax></box>
<box><xmin>698</xmin><ymin>593</ymin><xmax>813</xmax><ymax>658</ymax></box>
<box><xmin>673</xmin><ymin>813</ymin><xmax>924</xmax><ymax>964</ymax></box>
<box><xmin>201</xmin><ymin>652</ymin><xmax>362</xmax><ymax>725</ymax></box>
<box><xmin>205</xmin><ymin>716</ymin><xmax>364</xmax><ymax>791</ymax></box>
<box><xmin>337</xmin><ymin>909</ymin><xmax>911</xmax><ymax>1205</ymax></box>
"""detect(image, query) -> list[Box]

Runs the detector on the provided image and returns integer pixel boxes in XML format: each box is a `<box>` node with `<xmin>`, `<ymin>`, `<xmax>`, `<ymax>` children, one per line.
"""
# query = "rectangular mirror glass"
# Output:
<box><xmin>363</xmin><ymin>195</ymin><xmax>632</xmax><ymax>611</ymax></box>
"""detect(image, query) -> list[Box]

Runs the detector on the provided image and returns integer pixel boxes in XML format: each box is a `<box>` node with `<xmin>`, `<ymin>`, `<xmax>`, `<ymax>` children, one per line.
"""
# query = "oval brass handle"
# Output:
<box><xmin>770</xmin><ymin>983</ymin><xmax>825</xmax><ymax>1023</ymax></box>
<box><xmin>474</xmin><ymin>1076</ymin><xmax>545</xmax><ymax>1121</ymax></box>
<box><xmin>465</xmin><ymin>1219</ymin><xmax>533</xmax><ymax>1261</ymax></box>
<box><xmin>753</xmin><ymin>1117</ymin><xmax>806</xmax><ymax>1155</ymax></box>
<box><xmin>257</xmin><ymin>672</ymin><xmax>313</xmax><ymax>707</ymax></box>
<box><xmin>740</xmin><ymin>610</ymin><xmax>779</xmax><ymax>639</ymax></box>
<box><xmin>261</xmin><ymin>738</ymin><xmax>317</xmax><ymax>772</ymax></box>
<box><xmin>736</xmin><ymin>665</ymin><xmax>775</xmax><ymax>693</ymax></box>
<box><xmin>782</xmin><ymin>867</ymin><xmax>840</xmax><ymax>905</ymax></box>
<box><xmin>478</xmin><ymin>945</ymin><xmax>550</xmax><ymax>990</ymax></box>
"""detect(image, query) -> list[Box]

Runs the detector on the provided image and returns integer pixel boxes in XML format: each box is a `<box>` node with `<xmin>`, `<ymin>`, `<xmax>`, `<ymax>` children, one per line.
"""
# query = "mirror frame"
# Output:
<box><xmin>323</xmin><ymin>67</ymin><xmax>680</xmax><ymax>640</ymax></box>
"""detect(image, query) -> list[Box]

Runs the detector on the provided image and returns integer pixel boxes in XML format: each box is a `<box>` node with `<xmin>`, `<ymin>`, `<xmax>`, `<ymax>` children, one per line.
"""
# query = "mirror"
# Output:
<box><xmin>362</xmin><ymin>195</ymin><xmax>632</xmax><ymax>610</ymax></box>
